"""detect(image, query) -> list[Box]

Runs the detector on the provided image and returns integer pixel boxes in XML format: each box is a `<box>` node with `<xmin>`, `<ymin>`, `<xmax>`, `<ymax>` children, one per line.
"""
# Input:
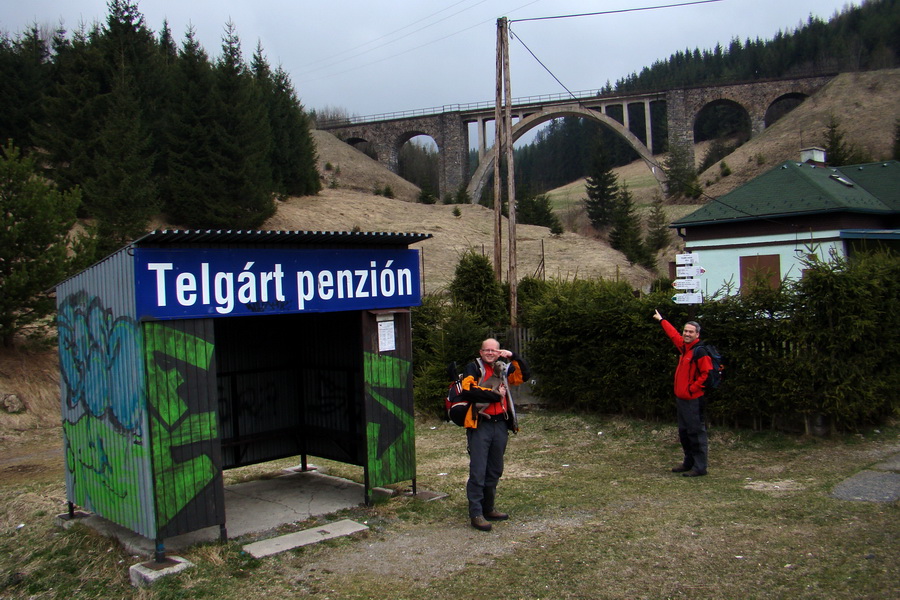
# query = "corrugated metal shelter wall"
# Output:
<box><xmin>56</xmin><ymin>248</ymin><xmax>157</xmax><ymax>538</ymax></box>
<box><xmin>144</xmin><ymin>319</ymin><xmax>224</xmax><ymax>539</ymax></box>
<box><xmin>362</xmin><ymin>311</ymin><xmax>416</xmax><ymax>493</ymax></box>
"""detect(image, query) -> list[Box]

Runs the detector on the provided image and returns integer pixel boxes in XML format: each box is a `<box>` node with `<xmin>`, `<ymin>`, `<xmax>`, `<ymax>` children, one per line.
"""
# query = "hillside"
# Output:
<box><xmin>264</xmin><ymin>132</ymin><xmax>657</xmax><ymax>293</ymax></box>
<box><xmin>550</xmin><ymin>69</ymin><xmax>900</xmax><ymax>217</ymax></box>
<box><xmin>269</xmin><ymin>70</ymin><xmax>899</xmax><ymax>293</ymax></box>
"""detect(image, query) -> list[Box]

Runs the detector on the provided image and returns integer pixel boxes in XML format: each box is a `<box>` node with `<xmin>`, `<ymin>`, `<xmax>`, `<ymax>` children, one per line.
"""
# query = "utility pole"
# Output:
<box><xmin>492</xmin><ymin>19</ymin><xmax>503</xmax><ymax>280</ymax></box>
<box><xmin>495</xmin><ymin>17</ymin><xmax>518</xmax><ymax>326</ymax></box>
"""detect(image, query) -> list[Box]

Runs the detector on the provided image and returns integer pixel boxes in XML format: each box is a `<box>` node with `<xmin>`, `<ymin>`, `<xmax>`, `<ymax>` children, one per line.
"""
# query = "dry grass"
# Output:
<box><xmin>1</xmin><ymin>406</ymin><xmax>897</xmax><ymax>599</ymax></box>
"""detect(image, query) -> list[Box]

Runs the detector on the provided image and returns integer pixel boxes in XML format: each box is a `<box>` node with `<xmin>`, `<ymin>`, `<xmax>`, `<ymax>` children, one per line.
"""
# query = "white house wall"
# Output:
<box><xmin>685</xmin><ymin>230</ymin><xmax>845</xmax><ymax>295</ymax></box>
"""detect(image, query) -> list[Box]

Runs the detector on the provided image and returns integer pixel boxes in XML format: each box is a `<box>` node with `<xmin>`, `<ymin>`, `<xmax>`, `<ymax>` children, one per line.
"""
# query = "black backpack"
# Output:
<box><xmin>692</xmin><ymin>342</ymin><xmax>724</xmax><ymax>390</ymax></box>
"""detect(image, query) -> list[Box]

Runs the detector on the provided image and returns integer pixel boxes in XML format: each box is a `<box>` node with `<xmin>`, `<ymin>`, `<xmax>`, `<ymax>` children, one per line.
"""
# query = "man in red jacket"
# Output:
<box><xmin>653</xmin><ymin>309</ymin><xmax>712</xmax><ymax>477</ymax></box>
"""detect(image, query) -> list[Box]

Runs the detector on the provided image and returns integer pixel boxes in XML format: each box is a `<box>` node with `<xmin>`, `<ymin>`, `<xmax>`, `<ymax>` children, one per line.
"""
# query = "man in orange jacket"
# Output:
<box><xmin>461</xmin><ymin>338</ymin><xmax>528</xmax><ymax>531</ymax></box>
<box><xmin>653</xmin><ymin>309</ymin><xmax>712</xmax><ymax>477</ymax></box>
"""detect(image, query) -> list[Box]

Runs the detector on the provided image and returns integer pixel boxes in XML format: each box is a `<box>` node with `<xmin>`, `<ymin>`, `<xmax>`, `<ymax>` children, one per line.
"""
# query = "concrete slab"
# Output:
<box><xmin>243</xmin><ymin>518</ymin><xmax>368</xmax><ymax>558</ymax></box>
<box><xmin>831</xmin><ymin>469</ymin><xmax>900</xmax><ymax>503</ymax></box>
<box><xmin>69</xmin><ymin>469</ymin><xmax>383</xmax><ymax>557</ymax></box>
<box><xmin>129</xmin><ymin>556</ymin><xmax>194</xmax><ymax>587</ymax></box>
<box><xmin>871</xmin><ymin>453</ymin><xmax>900</xmax><ymax>472</ymax></box>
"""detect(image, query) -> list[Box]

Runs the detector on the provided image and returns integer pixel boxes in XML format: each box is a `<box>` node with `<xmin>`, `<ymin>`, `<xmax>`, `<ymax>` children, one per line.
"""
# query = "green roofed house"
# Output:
<box><xmin>671</xmin><ymin>149</ymin><xmax>900</xmax><ymax>294</ymax></box>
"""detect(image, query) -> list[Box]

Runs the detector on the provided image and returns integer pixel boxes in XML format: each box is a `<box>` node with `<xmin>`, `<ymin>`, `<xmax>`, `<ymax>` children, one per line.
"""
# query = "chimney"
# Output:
<box><xmin>800</xmin><ymin>146</ymin><xmax>827</xmax><ymax>166</ymax></box>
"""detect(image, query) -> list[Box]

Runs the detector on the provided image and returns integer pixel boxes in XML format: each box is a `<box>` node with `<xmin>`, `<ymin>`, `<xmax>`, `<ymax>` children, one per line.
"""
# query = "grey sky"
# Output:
<box><xmin>1</xmin><ymin>0</ymin><xmax>857</xmax><ymax>118</ymax></box>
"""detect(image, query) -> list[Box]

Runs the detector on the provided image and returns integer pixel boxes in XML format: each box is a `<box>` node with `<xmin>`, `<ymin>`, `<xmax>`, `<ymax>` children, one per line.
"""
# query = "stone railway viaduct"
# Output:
<box><xmin>318</xmin><ymin>75</ymin><xmax>834</xmax><ymax>201</ymax></box>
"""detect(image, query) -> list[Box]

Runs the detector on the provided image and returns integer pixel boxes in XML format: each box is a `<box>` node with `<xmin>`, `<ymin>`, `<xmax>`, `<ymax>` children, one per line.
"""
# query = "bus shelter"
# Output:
<box><xmin>54</xmin><ymin>229</ymin><xmax>430</xmax><ymax>559</ymax></box>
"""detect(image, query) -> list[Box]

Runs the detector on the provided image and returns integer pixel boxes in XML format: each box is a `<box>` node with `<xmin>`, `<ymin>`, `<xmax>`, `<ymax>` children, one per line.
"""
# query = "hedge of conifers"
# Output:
<box><xmin>413</xmin><ymin>250</ymin><xmax>899</xmax><ymax>433</ymax></box>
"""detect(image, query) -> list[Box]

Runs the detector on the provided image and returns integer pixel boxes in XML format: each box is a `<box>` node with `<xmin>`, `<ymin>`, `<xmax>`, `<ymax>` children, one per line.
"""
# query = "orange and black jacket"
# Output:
<box><xmin>461</xmin><ymin>353</ymin><xmax>530</xmax><ymax>431</ymax></box>
<box><xmin>660</xmin><ymin>319</ymin><xmax>712</xmax><ymax>400</ymax></box>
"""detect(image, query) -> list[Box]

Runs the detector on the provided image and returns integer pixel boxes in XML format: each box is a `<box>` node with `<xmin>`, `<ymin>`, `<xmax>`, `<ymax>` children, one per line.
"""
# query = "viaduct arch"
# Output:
<box><xmin>466</xmin><ymin>104</ymin><xmax>665</xmax><ymax>204</ymax></box>
<box><xmin>319</xmin><ymin>75</ymin><xmax>834</xmax><ymax>201</ymax></box>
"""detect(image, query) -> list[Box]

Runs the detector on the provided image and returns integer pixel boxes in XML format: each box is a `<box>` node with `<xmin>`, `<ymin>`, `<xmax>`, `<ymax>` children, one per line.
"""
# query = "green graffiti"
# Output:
<box><xmin>63</xmin><ymin>417</ymin><xmax>148</xmax><ymax>529</ymax></box>
<box><xmin>144</xmin><ymin>323</ymin><xmax>219</xmax><ymax>528</ymax></box>
<box><xmin>364</xmin><ymin>352</ymin><xmax>415</xmax><ymax>489</ymax></box>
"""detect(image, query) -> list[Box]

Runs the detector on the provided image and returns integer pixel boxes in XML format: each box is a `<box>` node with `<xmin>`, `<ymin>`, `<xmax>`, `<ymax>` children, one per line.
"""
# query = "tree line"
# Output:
<box><xmin>613</xmin><ymin>0</ymin><xmax>900</xmax><ymax>92</ymax></box>
<box><xmin>0</xmin><ymin>0</ymin><xmax>320</xmax><ymax>256</ymax></box>
<box><xmin>490</xmin><ymin>1</ymin><xmax>899</xmax><ymax>200</ymax></box>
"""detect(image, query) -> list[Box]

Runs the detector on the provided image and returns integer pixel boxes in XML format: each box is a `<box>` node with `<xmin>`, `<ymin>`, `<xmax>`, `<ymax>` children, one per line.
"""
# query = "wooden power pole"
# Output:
<box><xmin>495</xmin><ymin>17</ymin><xmax>518</xmax><ymax>326</ymax></box>
<box><xmin>492</xmin><ymin>19</ymin><xmax>503</xmax><ymax>280</ymax></box>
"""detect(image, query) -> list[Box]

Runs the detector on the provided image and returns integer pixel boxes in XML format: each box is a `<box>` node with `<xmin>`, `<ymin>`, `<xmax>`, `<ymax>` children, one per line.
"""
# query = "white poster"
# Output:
<box><xmin>378</xmin><ymin>319</ymin><xmax>396</xmax><ymax>352</ymax></box>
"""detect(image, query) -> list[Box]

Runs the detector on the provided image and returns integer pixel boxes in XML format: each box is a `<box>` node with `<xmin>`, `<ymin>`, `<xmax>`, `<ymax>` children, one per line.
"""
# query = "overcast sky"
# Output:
<box><xmin>2</xmin><ymin>0</ymin><xmax>857</xmax><ymax>118</ymax></box>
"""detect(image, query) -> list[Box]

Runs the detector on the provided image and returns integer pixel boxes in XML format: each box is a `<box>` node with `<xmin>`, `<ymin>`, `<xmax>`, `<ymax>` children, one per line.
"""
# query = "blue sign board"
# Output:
<box><xmin>134</xmin><ymin>248</ymin><xmax>421</xmax><ymax>320</ymax></box>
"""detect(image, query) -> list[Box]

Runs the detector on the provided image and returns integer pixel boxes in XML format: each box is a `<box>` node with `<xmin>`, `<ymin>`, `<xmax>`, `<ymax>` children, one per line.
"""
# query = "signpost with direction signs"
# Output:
<box><xmin>673</xmin><ymin>252</ymin><xmax>704</xmax><ymax>304</ymax></box>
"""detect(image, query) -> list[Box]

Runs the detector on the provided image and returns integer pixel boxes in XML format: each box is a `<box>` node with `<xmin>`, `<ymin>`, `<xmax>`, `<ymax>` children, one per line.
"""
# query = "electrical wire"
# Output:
<box><xmin>504</xmin><ymin>0</ymin><xmax>800</xmax><ymax>228</ymax></box>
<box><xmin>295</xmin><ymin>0</ymin><xmax>545</xmax><ymax>82</ymax></box>
<box><xmin>296</xmin><ymin>0</ymin><xmax>492</xmax><ymax>76</ymax></box>
<box><xmin>509</xmin><ymin>0</ymin><xmax>726</xmax><ymax>24</ymax></box>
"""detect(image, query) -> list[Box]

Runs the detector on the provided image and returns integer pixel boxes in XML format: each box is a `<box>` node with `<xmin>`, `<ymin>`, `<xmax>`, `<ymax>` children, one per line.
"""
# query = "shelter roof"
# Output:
<box><xmin>133</xmin><ymin>229</ymin><xmax>432</xmax><ymax>247</ymax></box>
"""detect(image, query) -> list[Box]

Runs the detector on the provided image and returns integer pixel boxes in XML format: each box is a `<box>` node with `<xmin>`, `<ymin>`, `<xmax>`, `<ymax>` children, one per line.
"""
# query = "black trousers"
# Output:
<box><xmin>676</xmin><ymin>396</ymin><xmax>708</xmax><ymax>473</ymax></box>
<box><xmin>466</xmin><ymin>419</ymin><xmax>509</xmax><ymax>518</ymax></box>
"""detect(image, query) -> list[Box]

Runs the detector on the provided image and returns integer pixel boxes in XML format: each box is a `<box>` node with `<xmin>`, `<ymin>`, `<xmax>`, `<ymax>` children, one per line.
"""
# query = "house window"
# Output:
<box><xmin>740</xmin><ymin>254</ymin><xmax>780</xmax><ymax>292</ymax></box>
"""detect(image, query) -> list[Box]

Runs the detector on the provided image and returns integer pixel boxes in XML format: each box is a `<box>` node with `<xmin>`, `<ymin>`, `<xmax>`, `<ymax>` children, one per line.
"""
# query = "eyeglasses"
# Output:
<box><xmin>480</xmin><ymin>348</ymin><xmax>500</xmax><ymax>353</ymax></box>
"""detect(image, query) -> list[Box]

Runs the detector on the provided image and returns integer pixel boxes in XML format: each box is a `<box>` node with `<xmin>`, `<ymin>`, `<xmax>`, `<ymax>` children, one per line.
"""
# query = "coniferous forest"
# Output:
<box><xmin>0</xmin><ymin>0</ymin><xmax>320</xmax><ymax>255</ymax></box>
<box><xmin>511</xmin><ymin>0</ymin><xmax>900</xmax><ymax>197</ymax></box>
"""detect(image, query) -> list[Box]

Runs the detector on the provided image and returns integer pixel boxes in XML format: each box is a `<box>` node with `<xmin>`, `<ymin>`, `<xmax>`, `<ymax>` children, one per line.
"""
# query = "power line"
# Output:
<box><xmin>296</xmin><ymin>0</ymin><xmax>492</xmax><ymax>76</ymax></box>
<box><xmin>509</xmin><ymin>0</ymin><xmax>726</xmax><ymax>24</ymax></box>
<box><xmin>295</xmin><ymin>0</ymin><xmax>545</xmax><ymax>82</ymax></box>
<box><xmin>508</xmin><ymin>28</ymin><xmax>578</xmax><ymax>100</ymax></box>
<box><xmin>501</xmin><ymin>0</ymin><xmax>785</xmax><ymax>227</ymax></box>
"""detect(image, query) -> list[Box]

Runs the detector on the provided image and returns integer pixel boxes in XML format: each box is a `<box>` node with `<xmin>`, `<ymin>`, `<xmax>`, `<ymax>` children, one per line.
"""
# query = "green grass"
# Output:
<box><xmin>1</xmin><ymin>413</ymin><xmax>897</xmax><ymax>599</ymax></box>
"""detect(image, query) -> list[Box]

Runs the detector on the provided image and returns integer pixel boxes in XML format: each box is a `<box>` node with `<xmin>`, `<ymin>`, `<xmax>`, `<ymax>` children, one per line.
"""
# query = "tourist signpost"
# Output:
<box><xmin>673</xmin><ymin>253</ymin><xmax>704</xmax><ymax>304</ymax></box>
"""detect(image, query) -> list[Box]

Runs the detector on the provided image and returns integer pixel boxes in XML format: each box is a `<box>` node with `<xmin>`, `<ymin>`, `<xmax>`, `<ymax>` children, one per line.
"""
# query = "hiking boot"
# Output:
<box><xmin>471</xmin><ymin>515</ymin><xmax>492</xmax><ymax>531</ymax></box>
<box><xmin>682</xmin><ymin>469</ymin><xmax>707</xmax><ymax>477</ymax></box>
<box><xmin>484</xmin><ymin>510</ymin><xmax>509</xmax><ymax>521</ymax></box>
<box><xmin>671</xmin><ymin>465</ymin><xmax>692</xmax><ymax>473</ymax></box>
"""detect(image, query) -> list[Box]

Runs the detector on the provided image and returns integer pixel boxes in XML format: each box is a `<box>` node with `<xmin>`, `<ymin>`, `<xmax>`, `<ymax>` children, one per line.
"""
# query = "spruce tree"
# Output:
<box><xmin>206</xmin><ymin>21</ymin><xmax>274</xmax><ymax>229</ymax></box>
<box><xmin>163</xmin><ymin>27</ymin><xmax>219</xmax><ymax>226</ymax></box>
<box><xmin>0</xmin><ymin>142</ymin><xmax>93</xmax><ymax>347</ymax></box>
<box><xmin>663</xmin><ymin>142</ymin><xmax>701</xmax><ymax>200</ymax></box>
<box><xmin>35</xmin><ymin>25</ymin><xmax>105</xmax><ymax>204</ymax></box>
<box><xmin>0</xmin><ymin>26</ymin><xmax>49</xmax><ymax>150</ymax></box>
<box><xmin>645</xmin><ymin>195</ymin><xmax>671</xmax><ymax>252</ymax></box>
<box><xmin>822</xmin><ymin>114</ymin><xmax>871</xmax><ymax>166</ymax></box>
<box><xmin>583</xmin><ymin>137</ymin><xmax>619</xmax><ymax>229</ymax></box>
<box><xmin>609</xmin><ymin>185</ymin><xmax>653</xmax><ymax>268</ymax></box>
<box><xmin>82</xmin><ymin>71</ymin><xmax>158</xmax><ymax>253</ymax></box>
<box><xmin>517</xmin><ymin>193</ymin><xmax>563</xmax><ymax>233</ymax></box>
<box><xmin>253</xmin><ymin>45</ymin><xmax>320</xmax><ymax>199</ymax></box>
<box><xmin>98</xmin><ymin>1</ymin><xmax>168</xmax><ymax>178</ymax></box>
<box><xmin>448</xmin><ymin>249</ymin><xmax>507</xmax><ymax>328</ymax></box>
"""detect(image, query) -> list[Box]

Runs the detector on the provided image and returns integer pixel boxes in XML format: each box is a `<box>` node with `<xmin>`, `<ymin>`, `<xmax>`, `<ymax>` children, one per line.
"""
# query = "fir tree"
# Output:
<box><xmin>82</xmin><ymin>70</ymin><xmax>158</xmax><ymax>253</ymax></box>
<box><xmin>0</xmin><ymin>26</ymin><xmax>50</xmax><ymax>150</ymax></box>
<box><xmin>609</xmin><ymin>185</ymin><xmax>653</xmax><ymax>269</ymax></box>
<box><xmin>0</xmin><ymin>142</ymin><xmax>93</xmax><ymax>347</ymax></box>
<box><xmin>448</xmin><ymin>249</ymin><xmax>508</xmax><ymax>328</ymax></box>
<box><xmin>258</xmin><ymin>57</ymin><xmax>321</xmax><ymax>198</ymax></box>
<box><xmin>583</xmin><ymin>137</ymin><xmax>619</xmax><ymax>229</ymax></box>
<box><xmin>663</xmin><ymin>143</ymin><xmax>701</xmax><ymax>200</ymax></box>
<box><xmin>645</xmin><ymin>195</ymin><xmax>671</xmax><ymax>252</ymax></box>
<box><xmin>35</xmin><ymin>25</ymin><xmax>105</xmax><ymax>204</ymax></box>
<box><xmin>206</xmin><ymin>21</ymin><xmax>274</xmax><ymax>229</ymax></box>
<box><xmin>822</xmin><ymin>114</ymin><xmax>871</xmax><ymax>166</ymax></box>
<box><xmin>163</xmin><ymin>27</ymin><xmax>219</xmax><ymax>226</ymax></box>
<box><xmin>517</xmin><ymin>193</ymin><xmax>563</xmax><ymax>234</ymax></box>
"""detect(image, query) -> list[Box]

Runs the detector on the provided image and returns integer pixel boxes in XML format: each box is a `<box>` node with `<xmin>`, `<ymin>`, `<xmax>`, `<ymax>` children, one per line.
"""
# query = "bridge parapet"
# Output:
<box><xmin>318</xmin><ymin>75</ymin><xmax>836</xmax><ymax>201</ymax></box>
